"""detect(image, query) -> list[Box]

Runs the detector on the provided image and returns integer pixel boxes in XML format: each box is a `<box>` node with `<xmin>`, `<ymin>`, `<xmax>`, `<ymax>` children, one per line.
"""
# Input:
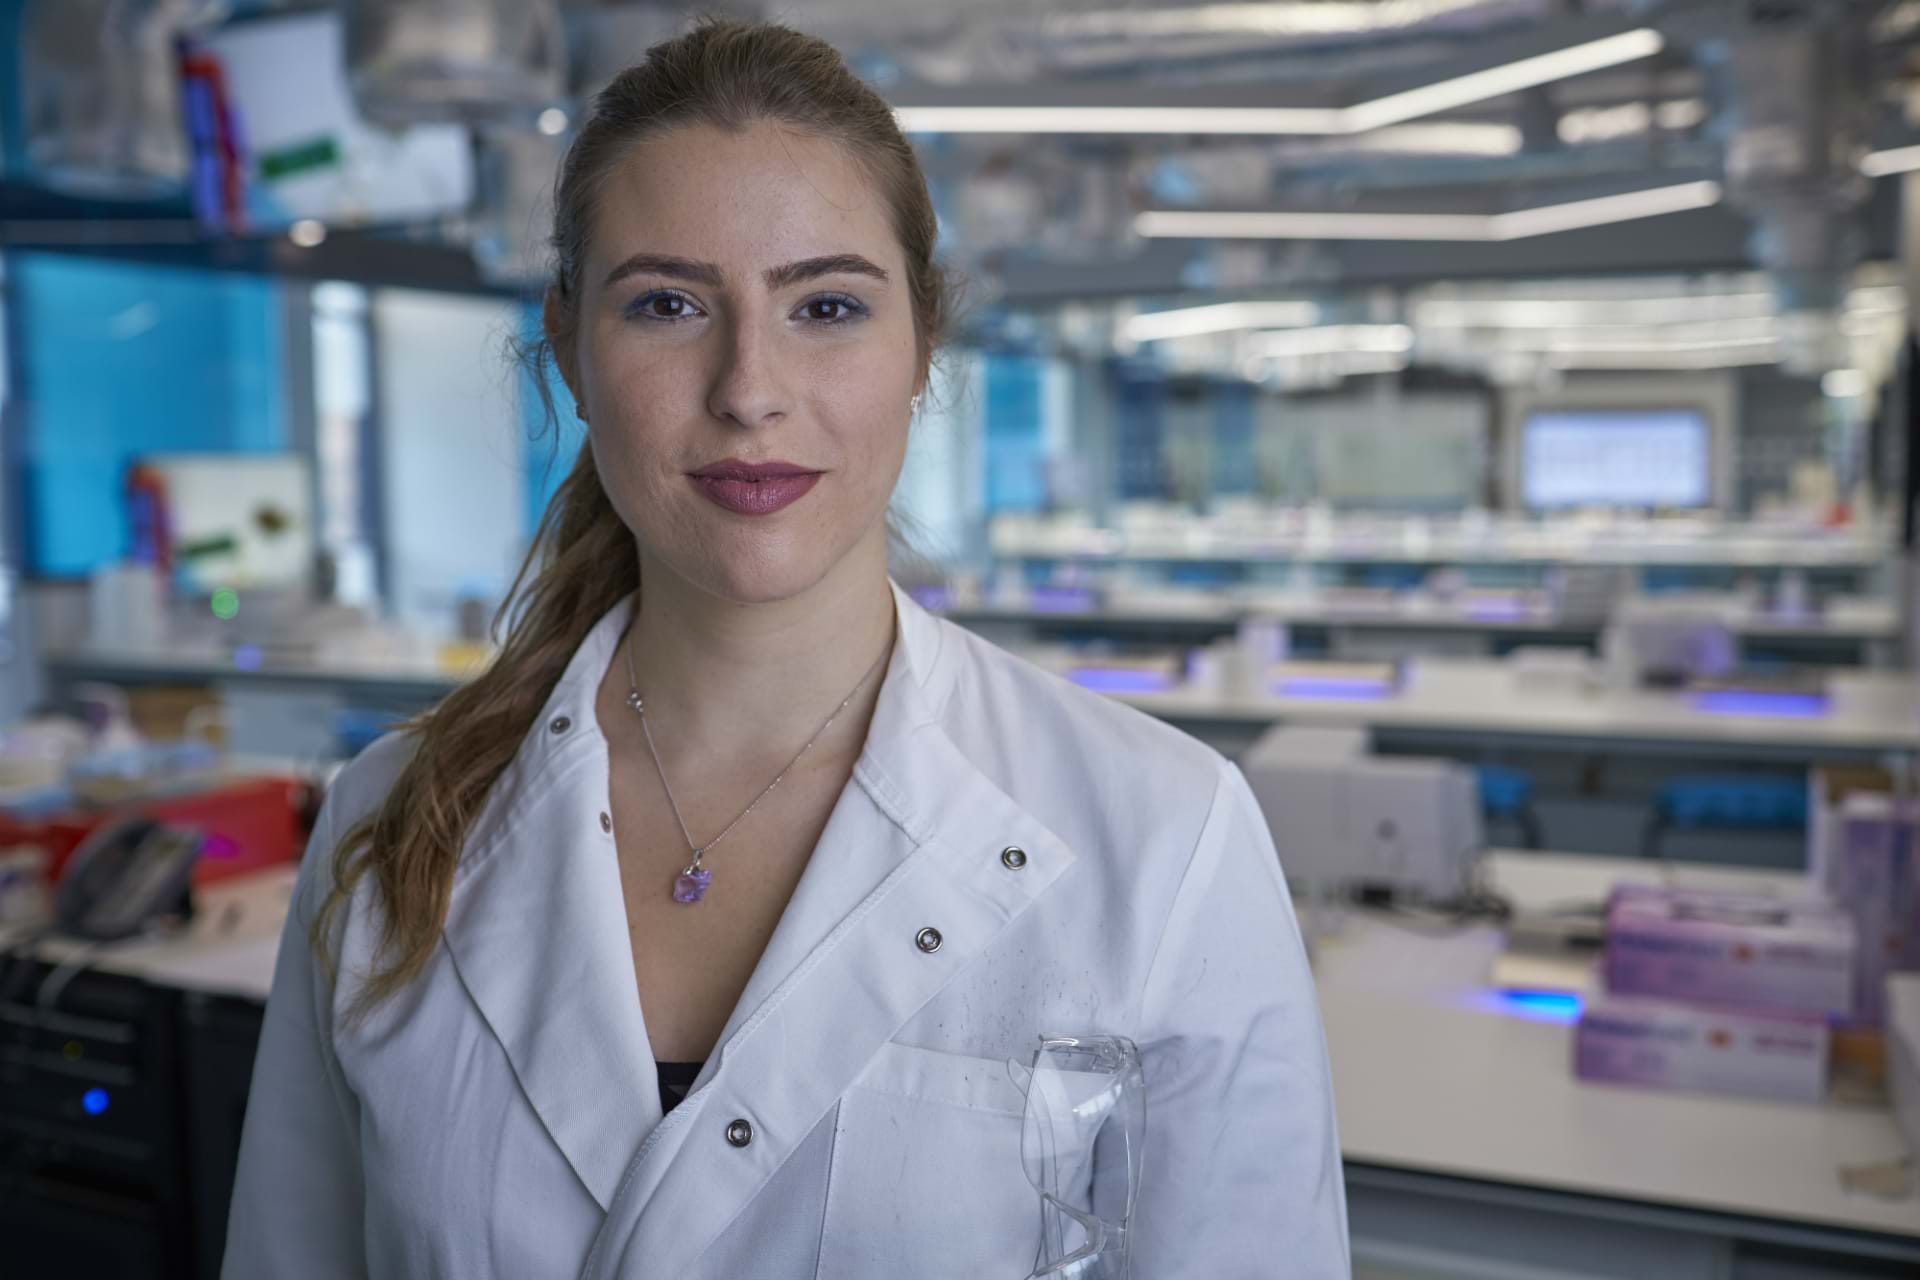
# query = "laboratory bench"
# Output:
<box><xmin>43</xmin><ymin>644</ymin><xmax>1920</xmax><ymax>864</ymax></box>
<box><xmin>45</xmin><ymin>641</ymin><xmax>1920</xmax><ymax>764</ymax></box>
<box><xmin>5</xmin><ymin>854</ymin><xmax>1918</xmax><ymax>1277</ymax></box>
<box><xmin>1327</xmin><ymin>852</ymin><xmax>1920</xmax><ymax>1278</ymax></box>
<box><xmin>1069</xmin><ymin>655</ymin><xmax>1920</xmax><ymax>864</ymax></box>
<box><xmin>0</xmin><ymin>868</ymin><xmax>289</xmax><ymax>1280</ymax></box>
<box><xmin>1088</xmin><ymin>656</ymin><xmax>1920</xmax><ymax>759</ymax></box>
<box><xmin>944</xmin><ymin>594</ymin><xmax>1903</xmax><ymax>668</ymax></box>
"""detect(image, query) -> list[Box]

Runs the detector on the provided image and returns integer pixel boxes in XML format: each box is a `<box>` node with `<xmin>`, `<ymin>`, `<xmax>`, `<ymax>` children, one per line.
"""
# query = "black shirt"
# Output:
<box><xmin>657</xmin><ymin>1060</ymin><xmax>702</xmax><ymax>1115</ymax></box>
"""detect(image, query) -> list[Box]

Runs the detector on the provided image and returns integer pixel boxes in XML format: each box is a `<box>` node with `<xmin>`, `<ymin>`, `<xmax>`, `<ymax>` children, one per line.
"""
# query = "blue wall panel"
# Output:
<box><xmin>15</xmin><ymin>254</ymin><xmax>286</xmax><ymax>576</ymax></box>
<box><xmin>983</xmin><ymin>354</ymin><xmax>1047</xmax><ymax>512</ymax></box>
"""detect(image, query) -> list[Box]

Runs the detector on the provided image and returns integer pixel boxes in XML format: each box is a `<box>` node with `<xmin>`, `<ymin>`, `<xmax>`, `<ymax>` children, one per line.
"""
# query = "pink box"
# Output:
<box><xmin>1604</xmin><ymin>885</ymin><xmax>1855</xmax><ymax>1019</ymax></box>
<box><xmin>1575</xmin><ymin>997</ymin><xmax>1829</xmax><ymax>1104</ymax></box>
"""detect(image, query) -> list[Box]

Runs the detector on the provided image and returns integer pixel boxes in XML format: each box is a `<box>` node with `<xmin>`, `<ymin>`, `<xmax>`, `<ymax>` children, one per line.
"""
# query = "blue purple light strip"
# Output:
<box><xmin>1689</xmin><ymin>690</ymin><xmax>1830</xmax><ymax>719</ymax></box>
<box><xmin>1068</xmin><ymin>667</ymin><xmax>1178</xmax><ymax>694</ymax></box>
<box><xmin>1273</xmin><ymin>676</ymin><xmax>1394</xmax><ymax>701</ymax></box>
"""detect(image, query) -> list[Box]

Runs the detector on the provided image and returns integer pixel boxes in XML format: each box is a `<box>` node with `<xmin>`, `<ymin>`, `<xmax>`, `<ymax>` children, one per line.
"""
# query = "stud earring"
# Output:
<box><xmin>909</xmin><ymin>393</ymin><xmax>922</xmax><ymax>415</ymax></box>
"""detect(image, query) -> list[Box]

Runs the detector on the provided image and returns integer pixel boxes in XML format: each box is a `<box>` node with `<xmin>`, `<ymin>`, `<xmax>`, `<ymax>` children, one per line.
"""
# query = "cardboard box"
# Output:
<box><xmin>1576</xmin><ymin>997</ymin><xmax>1830</xmax><ymax>1104</ymax></box>
<box><xmin>1604</xmin><ymin>884</ymin><xmax>1855</xmax><ymax>1019</ymax></box>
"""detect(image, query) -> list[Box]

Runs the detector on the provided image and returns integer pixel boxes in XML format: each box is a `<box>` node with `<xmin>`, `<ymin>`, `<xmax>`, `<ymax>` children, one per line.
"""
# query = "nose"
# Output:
<box><xmin>705</xmin><ymin>313</ymin><xmax>790</xmax><ymax>428</ymax></box>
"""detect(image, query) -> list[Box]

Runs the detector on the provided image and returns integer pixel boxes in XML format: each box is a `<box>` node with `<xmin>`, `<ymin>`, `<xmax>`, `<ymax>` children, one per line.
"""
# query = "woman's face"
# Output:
<box><xmin>559</xmin><ymin>120</ymin><xmax>921</xmax><ymax>606</ymax></box>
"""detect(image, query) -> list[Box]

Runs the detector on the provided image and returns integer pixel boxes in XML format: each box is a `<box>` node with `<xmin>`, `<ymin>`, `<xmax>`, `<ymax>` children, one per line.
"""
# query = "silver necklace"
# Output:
<box><xmin>624</xmin><ymin>629</ymin><xmax>890</xmax><ymax>904</ymax></box>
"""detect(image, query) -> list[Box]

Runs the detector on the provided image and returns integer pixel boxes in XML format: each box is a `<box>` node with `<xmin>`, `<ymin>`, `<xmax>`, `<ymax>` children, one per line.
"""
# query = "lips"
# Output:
<box><xmin>691</xmin><ymin>460</ymin><xmax>820</xmax><ymax>482</ymax></box>
<box><xmin>689</xmin><ymin>459</ymin><xmax>823</xmax><ymax>516</ymax></box>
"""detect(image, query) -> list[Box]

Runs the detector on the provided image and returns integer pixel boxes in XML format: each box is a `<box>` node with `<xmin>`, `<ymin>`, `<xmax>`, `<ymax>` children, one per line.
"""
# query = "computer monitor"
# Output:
<box><xmin>1520</xmin><ymin>407</ymin><xmax>1712</xmax><ymax>510</ymax></box>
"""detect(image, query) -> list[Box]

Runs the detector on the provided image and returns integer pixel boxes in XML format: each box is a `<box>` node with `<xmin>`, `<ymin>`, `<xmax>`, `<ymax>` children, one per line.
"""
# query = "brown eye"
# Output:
<box><xmin>627</xmin><ymin>291</ymin><xmax>697</xmax><ymax>321</ymax></box>
<box><xmin>797</xmin><ymin>294</ymin><xmax>865</xmax><ymax>324</ymax></box>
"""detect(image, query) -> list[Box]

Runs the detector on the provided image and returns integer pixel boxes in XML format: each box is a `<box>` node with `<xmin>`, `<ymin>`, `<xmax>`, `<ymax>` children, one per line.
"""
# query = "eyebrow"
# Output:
<box><xmin>602</xmin><ymin>252</ymin><xmax>889</xmax><ymax>291</ymax></box>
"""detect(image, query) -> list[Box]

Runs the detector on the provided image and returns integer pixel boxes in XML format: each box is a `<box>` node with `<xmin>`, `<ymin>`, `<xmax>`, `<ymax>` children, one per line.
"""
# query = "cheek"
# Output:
<box><xmin>804</xmin><ymin>330</ymin><xmax>918</xmax><ymax>467</ymax></box>
<box><xmin>814</xmin><ymin>370</ymin><xmax>912</xmax><ymax>508</ymax></box>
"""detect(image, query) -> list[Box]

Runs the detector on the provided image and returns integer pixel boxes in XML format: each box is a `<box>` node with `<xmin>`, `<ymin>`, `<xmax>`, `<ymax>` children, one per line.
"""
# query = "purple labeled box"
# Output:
<box><xmin>1604</xmin><ymin>885</ymin><xmax>1855</xmax><ymax>1020</ymax></box>
<box><xmin>1830</xmin><ymin>807</ymin><xmax>1920</xmax><ymax>1023</ymax></box>
<box><xmin>1575</xmin><ymin>997</ymin><xmax>1829</xmax><ymax>1104</ymax></box>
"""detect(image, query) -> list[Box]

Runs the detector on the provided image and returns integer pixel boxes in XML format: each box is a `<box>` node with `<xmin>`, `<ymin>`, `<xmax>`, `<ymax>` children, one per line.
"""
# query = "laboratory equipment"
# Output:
<box><xmin>1239</xmin><ymin>723</ymin><xmax>1482</xmax><ymax>902</ymax></box>
<box><xmin>1520</xmin><ymin>407</ymin><xmax>1713</xmax><ymax>510</ymax></box>
<box><xmin>54</xmin><ymin>817</ymin><xmax>203</xmax><ymax>943</ymax></box>
<box><xmin>139</xmin><ymin>454</ymin><xmax>316</xmax><ymax>595</ymax></box>
<box><xmin>1603</xmin><ymin>599</ymin><xmax>1737</xmax><ymax>687</ymax></box>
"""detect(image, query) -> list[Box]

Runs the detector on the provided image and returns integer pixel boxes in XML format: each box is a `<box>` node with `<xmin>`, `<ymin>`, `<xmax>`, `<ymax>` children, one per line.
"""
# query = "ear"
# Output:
<box><xmin>542</xmin><ymin>285</ymin><xmax>586</xmax><ymax>417</ymax></box>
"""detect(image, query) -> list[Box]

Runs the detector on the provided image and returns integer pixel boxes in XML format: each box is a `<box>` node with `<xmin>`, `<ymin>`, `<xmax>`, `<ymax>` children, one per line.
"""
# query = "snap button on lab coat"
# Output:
<box><xmin>548</xmin><ymin>715</ymin><xmax>572</xmax><ymax>735</ymax></box>
<box><xmin>599</xmin><ymin>812</ymin><xmax>612</xmax><ymax>833</ymax></box>
<box><xmin>725</xmin><ymin>1118</ymin><xmax>753</xmax><ymax>1148</ymax></box>
<box><xmin>1000</xmin><ymin>845</ymin><xmax>1028</xmax><ymax>869</ymax></box>
<box><xmin>915</xmin><ymin>927</ymin><xmax>943</xmax><ymax>953</ymax></box>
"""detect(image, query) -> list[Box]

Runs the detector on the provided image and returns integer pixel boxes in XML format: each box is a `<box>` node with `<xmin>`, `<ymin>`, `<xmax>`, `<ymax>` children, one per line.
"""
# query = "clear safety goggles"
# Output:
<box><xmin>1005</xmin><ymin>1034</ymin><xmax>1146</xmax><ymax>1280</ymax></box>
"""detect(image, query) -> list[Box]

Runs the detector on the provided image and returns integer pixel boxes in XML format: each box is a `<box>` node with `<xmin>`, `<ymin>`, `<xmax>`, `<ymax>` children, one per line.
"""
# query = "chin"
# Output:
<box><xmin>662</xmin><ymin>527</ymin><xmax>867</xmax><ymax>609</ymax></box>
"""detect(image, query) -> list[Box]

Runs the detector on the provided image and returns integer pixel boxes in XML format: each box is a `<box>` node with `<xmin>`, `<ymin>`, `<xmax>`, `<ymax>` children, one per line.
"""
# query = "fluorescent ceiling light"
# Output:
<box><xmin>1416</xmin><ymin>283</ymin><xmax>1900</xmax><ymax>328</ymax></box>
<box><xmin>1544</xmin><ymin>334</ymin><xmax>1777</xmax><ymax>356</ymax></box>
<box><xmin>1425</xmin><ymin>316</ymin><xmax>1781</xmax><ymax>353</ymax></box>
<box><xmin>1558</xmin><ymin>97</ymin><xmax>1706</xmax><ymax>146</ymax></box>
<box><xmin>892</xmin><ymin>105</ymin><xmax>1346</xmax><ymax>135</ymax></box>
<box><xmin>1823</xmin><ymin>368</ymin><xmax>1869</xmax><ymax>397</ymax></box>
<box><xmin>1137</xmin><ymin>209</ymin><xmax>1489</xmax><ymax>240</ymax></box>
<box><xmin>1343</xmin><ymin>122</ymin><xmax>1524</xmax><ymax>156</ymax></box>
<box><xmin>1415</xmin><ymin>291</ymin><xmax>1774</xmax><ymax>327</ymax></box>
<box><xmin>1847</xmin><ymin>285</ymin><xmax>1906</xmax><ymax>314</ymax></box>
<box><xmin>1125</xmin><ymin>300</ymin><xmax>1320</xmax><ymax>342</ymax></box>
<box><xmin>895</xmin><ymin>27</ymin><xmax>1663</xmax><ymax>137</ymax></box>
<box><xmin>1052</xmin><ymin>0</ymin><xmax>1498</xmax><ymax>40</ymax></box>
<box><xmin>1247</xmin><ymin>324</ymin><xmax>1413</xmax><ymax>357</ymax></box>
<box><xmin>1547</xmin><ymin>337</ymin><xmax>1780</xmax><ymax>370</ymax></box>
<box><xmin>1863</xmin><ymin>144</ymin><xmax>1920</xmax><ymax>177</ymax></box>
<box><xmin>1341</xmin><ymin>28</ymin><xmax>1664</xmax><ymax>132</ymax></box>
<box><xmin>1494</xmin><ymin>180</ymin><xmax>1721</xmax><ymax>237</ymax></box>
<box><xmin>1135</xmin><ymin>180</ymin><xmax>1722</xmax><ymax>241</ymax></box>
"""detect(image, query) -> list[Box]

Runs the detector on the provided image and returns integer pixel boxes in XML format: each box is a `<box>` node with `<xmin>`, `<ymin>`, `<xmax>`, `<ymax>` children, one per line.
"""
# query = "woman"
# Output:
<box><xmin>225</xmin><ymin>18</ymin><xmax>1347</xmax><ymax>1279</ymax></box>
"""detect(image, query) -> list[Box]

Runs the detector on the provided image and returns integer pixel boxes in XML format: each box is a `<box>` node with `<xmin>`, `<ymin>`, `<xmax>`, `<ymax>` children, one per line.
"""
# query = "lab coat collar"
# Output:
<box><xmin>439</xmin><ymin>578</ymin><xmax>1078</xmax><ymax>1250</ymax></box>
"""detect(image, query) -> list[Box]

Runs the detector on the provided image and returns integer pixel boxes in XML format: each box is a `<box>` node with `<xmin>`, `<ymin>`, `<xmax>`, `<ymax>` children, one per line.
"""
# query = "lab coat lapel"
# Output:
<box><xmin>440</xmin><ymin>594</ymin><xmax>654</xmax><ymax>1212</ymax></box>
<box><xmin>581</xmin><ymin>584</ymin><xmax>1082</xmax><ymax>1278</ymax></box>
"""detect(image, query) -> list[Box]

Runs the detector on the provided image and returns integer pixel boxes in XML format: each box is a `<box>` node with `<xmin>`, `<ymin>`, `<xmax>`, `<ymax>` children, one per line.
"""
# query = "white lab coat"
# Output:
<box><xmin>224</xmin><ymin>581</ymin><xmax>1349</xmax><ymax>1278</ymax></box>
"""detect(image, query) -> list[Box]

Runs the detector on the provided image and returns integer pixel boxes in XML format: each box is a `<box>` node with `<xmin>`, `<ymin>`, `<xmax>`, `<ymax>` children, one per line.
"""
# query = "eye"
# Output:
<box><xmin>627</xmin><ymin>289</ymin><xmax>702</xmax><ymax>322</ymax></box>
<box><xmin>796</xmin><ymin>293</ymin><xmax>867</xmax><ymax>325</ymax></box>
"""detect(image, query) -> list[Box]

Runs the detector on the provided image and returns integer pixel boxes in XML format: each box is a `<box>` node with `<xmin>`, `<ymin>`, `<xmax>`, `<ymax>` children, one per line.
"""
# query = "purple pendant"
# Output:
<box><xmin>672</xmin><ymin>867</ymin><xmax>711</xmax><ymax>904</ymax></box>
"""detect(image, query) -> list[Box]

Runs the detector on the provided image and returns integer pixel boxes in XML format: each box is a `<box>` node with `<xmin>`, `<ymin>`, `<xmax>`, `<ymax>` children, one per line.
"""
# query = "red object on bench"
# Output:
<box><xmin>0</xmin><ymin>776</ymin><xmax>309</xmax><ymax>887</ymax></box>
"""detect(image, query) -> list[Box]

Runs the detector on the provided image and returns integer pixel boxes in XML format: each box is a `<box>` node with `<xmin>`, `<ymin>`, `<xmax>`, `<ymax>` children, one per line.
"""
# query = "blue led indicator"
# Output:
<box><xmin>82</xmin><ymin>1088</ymin><xmax>109</xmax><ymax>1116</ymax></box>
<box><xmin>1495</xmin><ymin>989</ymin><xmax>1585</xmax><ymax>1023</ymax></box>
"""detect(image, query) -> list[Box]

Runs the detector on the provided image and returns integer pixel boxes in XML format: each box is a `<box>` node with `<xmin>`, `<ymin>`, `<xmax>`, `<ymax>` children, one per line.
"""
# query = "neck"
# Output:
<box><xmin>618</xmin><ymin>541</ymin><xmax>897</xmax><ymax>758</ymax></box>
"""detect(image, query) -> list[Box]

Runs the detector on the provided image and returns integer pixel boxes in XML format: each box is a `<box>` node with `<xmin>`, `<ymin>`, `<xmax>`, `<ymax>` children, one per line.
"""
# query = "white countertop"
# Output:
<box><xmin>947</xmin><ymin>594</ymin><xmax>1901</xmax><ymax>640</ymax></box>
<box><xmin>1318</xmin><ymin>851</ymin><xmax>1920</xmax><ymax>1239</ymax></box>
<box><xmin>19</xmin><ymin>849</ymin><xmax>1917</xmax><ymax>1237</ymax></box>
<box><xmin>22</xmin><ymin>865</ymin><xmax>295</xmax><ymax>1002</ymax></box>
<box><xmin>986</xmin><ymin>518</ymin><xmax>1890</xmax><ymax>569</ymax></box>
<box><xmin>1080</xmin><ymin>656</ymin><xmax>1920</xmax><ymax>753</ymax></box>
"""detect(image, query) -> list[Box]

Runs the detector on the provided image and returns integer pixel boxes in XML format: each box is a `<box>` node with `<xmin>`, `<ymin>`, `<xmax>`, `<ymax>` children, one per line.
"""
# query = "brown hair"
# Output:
<box><xmin>315</xmin><ymin>17</ymin><xmax>950</xmax><ymax>1012</ymax></box>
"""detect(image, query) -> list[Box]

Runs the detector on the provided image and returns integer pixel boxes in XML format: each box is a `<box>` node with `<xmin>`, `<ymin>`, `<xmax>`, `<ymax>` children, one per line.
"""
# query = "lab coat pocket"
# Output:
<box><xmin>817</xmin><ymin>1040</ymin><xmax>1039</xmax><ymax>1278</ymax></box>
